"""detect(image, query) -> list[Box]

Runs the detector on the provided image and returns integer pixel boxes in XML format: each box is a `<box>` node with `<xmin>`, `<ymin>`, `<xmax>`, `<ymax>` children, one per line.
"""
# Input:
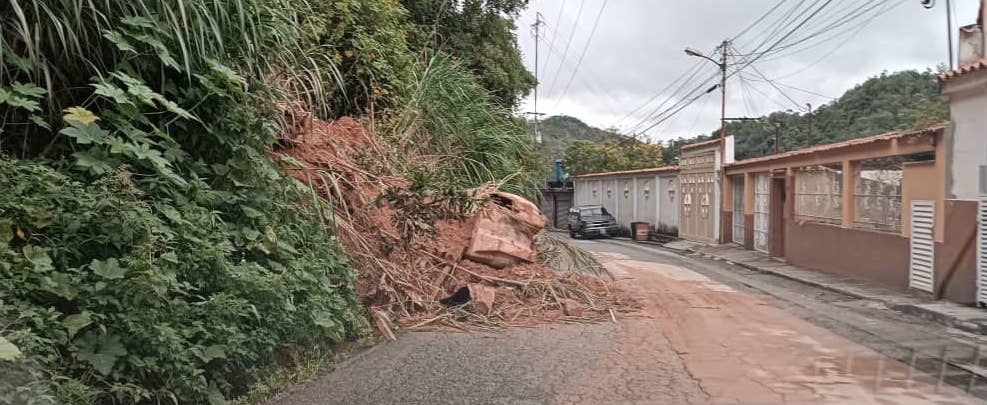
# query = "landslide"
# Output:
<box><xmin>274</xmin><ymin>116</ymin><xmax>638</xmax><ymax>333</ymax></box>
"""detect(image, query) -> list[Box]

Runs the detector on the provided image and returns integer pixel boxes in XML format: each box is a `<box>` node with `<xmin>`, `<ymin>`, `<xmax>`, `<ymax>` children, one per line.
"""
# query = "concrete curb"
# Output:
<box><xmin>685</xmin><ymin>249</ymin><xmax>873</xmax><ymax>301</ymax></box>
<box><xmin>669</xmin><ymin>246</ymin><xmax>987</xmax><ymax>336</ymax></box>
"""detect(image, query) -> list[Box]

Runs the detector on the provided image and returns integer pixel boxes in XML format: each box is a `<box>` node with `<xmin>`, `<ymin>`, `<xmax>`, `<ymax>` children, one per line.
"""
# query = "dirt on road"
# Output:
<box><xmin>573</xmin><ymin>250</ymin><xmax>980</xmax><ymax>404</ymax></box>
<box><xmin>270</xmin><ymin>241</ymin><xmax>983</xmax><ymax>405</ymax></box>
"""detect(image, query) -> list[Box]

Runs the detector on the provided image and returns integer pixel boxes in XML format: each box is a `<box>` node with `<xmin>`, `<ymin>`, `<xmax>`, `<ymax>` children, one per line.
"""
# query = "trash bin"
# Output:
<box><xmin>630</xmin><ymin>222</ymin><xmax>650</xmax><ymax>241</ymax></box>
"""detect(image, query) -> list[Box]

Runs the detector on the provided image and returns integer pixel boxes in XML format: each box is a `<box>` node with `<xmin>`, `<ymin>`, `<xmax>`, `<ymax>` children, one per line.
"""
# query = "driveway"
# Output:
<box><xmin>270</xmin><ymin>239</ymin><xmax>984</xmax><ymax>404</ymax></box>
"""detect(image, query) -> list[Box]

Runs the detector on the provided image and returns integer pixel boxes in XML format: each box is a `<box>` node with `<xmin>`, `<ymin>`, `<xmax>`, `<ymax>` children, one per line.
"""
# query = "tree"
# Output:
<box><xmin>674</xmin><ymin>69</ymin><xmax>948</xmax><ymax>161</ymax></box>
<box><xmin>402</xmin><ymin>0</ymin><xmax>536</xmax><ymax>109</ymax></box>
<box><xmin>564</xmin><ymin>139</ymin><xmax>664</xmax><ymax>176</ymax></box>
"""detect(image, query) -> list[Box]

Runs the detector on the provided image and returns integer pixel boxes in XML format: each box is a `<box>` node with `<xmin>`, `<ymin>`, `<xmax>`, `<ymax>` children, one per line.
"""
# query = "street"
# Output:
<box><xmin>271</xmin><ymin>239</ymin><xmax>987</xmax><ymax>404</ymax></box>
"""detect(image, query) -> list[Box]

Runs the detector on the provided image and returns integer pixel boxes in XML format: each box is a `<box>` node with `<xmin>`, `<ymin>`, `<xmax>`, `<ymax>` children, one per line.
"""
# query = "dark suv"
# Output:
<box><xmin>567</xmin><ymin>205</ymin><xmax>618</xmax><ymax>239</ymax></box>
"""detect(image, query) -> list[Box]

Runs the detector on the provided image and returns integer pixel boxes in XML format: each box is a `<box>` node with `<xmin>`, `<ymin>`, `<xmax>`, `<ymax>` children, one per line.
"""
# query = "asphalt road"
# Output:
<box><xmin>270</xmin><ymin>239</ymin><xmax>987</xmax><ymax>404</ymax></box>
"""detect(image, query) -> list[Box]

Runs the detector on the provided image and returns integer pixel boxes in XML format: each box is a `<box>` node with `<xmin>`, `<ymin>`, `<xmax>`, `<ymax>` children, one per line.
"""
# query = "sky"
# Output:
<box><xmin>515</xmin><ymin>0</ymin><xmax>981</xmax><ymax>143</ymax></box>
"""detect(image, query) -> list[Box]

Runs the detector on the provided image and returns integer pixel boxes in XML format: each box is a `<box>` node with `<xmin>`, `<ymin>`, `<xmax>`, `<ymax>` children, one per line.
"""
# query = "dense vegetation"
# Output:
<box><xmin>0</xmin><ymin>0</ymin><xmax>539</xmax><ymax>403</ymax></box>
<box><xmin>664</xmin><ymin>69</ymin><xmax>948</xmax><ymax>162</ymax></box>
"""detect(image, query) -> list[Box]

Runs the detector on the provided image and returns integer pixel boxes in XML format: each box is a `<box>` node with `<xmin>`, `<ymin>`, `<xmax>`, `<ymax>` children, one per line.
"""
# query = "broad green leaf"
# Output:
<box><xmin>12</xmin><ymin>82</ymin><xmax>46</xmax><ymax>98</ymax></box>
<box><xmin>73</xmin><ymin>151</ymin><xmax>114</xmax><ymax>175</ymax></box>
<box><xmin>0</xmin><ymin>219</ymin><xmax>12</xmax><ymax>244</ymax></box>
<box><xmin>155</xmin><ymin>204</ymin><xmax>184</xmax><ymax>224</ymax></box>
<box><xmin>159</xmin><ymin>252</ymin><xmax>179</xmax><ymax>264</ymax></box>
<box><xmin>23</xmin><ymin>245</ymin><xmax>53</xmax><ymax>272</ymax></box>
<box><xmin>61</xmin><ymin>122</ymin><xmax>109</xmax><ymax>144</ymax></box>
<box><xmin>208</xmin><ymin>60</ymin><xmax>247</xmax><ymax>89</ymax></box>
<box><xmin>312</xmin><ymin>311</ymin><xmax>337</xmax><ymax>329</ymax></box>
<box><xmin>75</xmin><ymin>332</ymin><xmax>127</xmax><ymax>375</ymax></box>
<box><xmin>103</xmin><ymin>31</ymin><xmax>137</xmax><ymax>53</ymax></box>
<box><xmin>196</xmin><ymin>345</ymin><xmax>226</xmax><ymax>363</ymax></box>
<box><xmin>42</xmin><ymin>272</ymin><xmax>79</xmax><ymax>300</ymax></box>
<box><xmin>62</xmin><ymin>107</ymin><xmax>100</xmax><ymax>125</ymax></box>
<box><xmin>62</xmin><ymin>312</ymin><xmax>93</xmax><ymax>338</ymax></box>
<box><xmin>112</xmin><ymin>72</ymin><xmax>158</xmax><ymax>107</ymax></box>
<box><xmin>2</xmin><ymin>47</ymin><xmax>32</xmax><ymax>72</ymax></box>
<box><xmin>0</xmin><ymin>336</ymin><xmax>23</xmax><ymax>362</ymax></box>
<box><xmin>5</xmin><ymin>94</ymin><xmax>40</xmax><ymax>112</ymax></box>
<box><xmin>93</xmin><ymin>81</ymin><xmax>133</xmax><ymax>106</ymax></box>
<box><xmin>30</xmin><ymin>114</ymin><xmax>51</xmax><ymax>130</ymax></box>
<box><xmin>120</xmin><ymin>16</ymin><xmax>157</xmax><ymax>30</ymax></box>
<box><xmin>90</xmin><ymin>258</ymin><xmax>127</xmax><ymax>280</ymax></box>
<box><xmin>0</xmin><ymin>87</ymin><xmax>10</xmax><ymax>104</ymax></box>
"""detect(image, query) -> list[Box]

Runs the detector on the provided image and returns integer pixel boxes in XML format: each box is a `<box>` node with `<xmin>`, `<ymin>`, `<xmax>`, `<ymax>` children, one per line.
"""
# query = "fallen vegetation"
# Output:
<box><xmin>276</xmin><ymin>109</ymin><xmax>637</xmax><ymax>335</ymax></box>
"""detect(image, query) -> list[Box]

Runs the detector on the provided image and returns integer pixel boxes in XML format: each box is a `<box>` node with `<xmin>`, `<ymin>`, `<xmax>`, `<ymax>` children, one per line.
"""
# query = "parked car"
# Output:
<box><xmin>567</xmin><ymin>205</ymin><xmax>618</xmax><ymax>239</ymax></box>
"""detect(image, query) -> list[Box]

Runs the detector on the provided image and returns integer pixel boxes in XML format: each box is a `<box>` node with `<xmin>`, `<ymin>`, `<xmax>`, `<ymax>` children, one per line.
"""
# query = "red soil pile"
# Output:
<box><xmin>274</xmin><ymin>117</ymin><xmax>638</xmax><ymax>334</ymax></box>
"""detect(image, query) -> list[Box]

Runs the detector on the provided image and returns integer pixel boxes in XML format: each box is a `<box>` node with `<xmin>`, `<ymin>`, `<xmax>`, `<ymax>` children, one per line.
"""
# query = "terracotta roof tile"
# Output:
<box><xmin>937</xmin><ymin>58</ymin><xmax>987</xmax><ymax>83</ymax></box>
<box><xmin>726</xmin><ymin>124</ymin><xmax>947</xmax><ymax>169</ymax></box>
<box><xmin>573</xmin><ymin>165</ymin><xmax>678</xmax><ymax>179</ymax></box>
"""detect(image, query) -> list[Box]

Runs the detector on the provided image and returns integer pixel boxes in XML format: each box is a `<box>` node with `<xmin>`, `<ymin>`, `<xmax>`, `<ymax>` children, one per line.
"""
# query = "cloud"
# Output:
<box><xmin>517</xmin><ymin>0</ymin><xmax>979</xmax><ymax>143</ymax></box>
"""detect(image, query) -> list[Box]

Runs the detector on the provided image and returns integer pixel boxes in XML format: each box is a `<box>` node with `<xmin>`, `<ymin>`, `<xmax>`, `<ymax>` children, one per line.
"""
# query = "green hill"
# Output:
<box><xmin>663</xmin><ymin>69</ymin><xmax>948</xmax><ymax>162</ymax></box>
<box><xmin>533</xmin><ymin>115</ymin><xmax>628</xmax><ymax>160</ymax></box>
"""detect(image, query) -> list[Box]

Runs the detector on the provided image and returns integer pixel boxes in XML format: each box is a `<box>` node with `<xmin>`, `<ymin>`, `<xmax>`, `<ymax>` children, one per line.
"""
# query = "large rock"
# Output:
<box><xmin>464</xmin><ymin>192</ymin><xmax>547</xmax><ymax>269</ymax></box>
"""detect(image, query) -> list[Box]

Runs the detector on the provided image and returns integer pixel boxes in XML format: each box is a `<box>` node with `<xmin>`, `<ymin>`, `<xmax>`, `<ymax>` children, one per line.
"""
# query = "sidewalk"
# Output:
<box><xmin>663</xmin><ymin>240</ymin><xmax>987</xmax><ymax>336</ymax></box>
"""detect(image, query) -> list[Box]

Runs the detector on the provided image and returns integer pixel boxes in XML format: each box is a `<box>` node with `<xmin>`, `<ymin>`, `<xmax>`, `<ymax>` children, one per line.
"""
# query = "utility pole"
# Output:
<box><xmin>719</xmin><ymin>40</ymin><xmax>729</xmax><ymax>165</ymax></box>
<box><xmin>805</xmin><ymin>103</ymin><xmax>813</xmax><ymax>144</ymax></box>
<box><xmin>922</xmin><ymin>0</ymin><xmax>955</xmax><ymax>70</ymax></box>
<box><xmin>530</xmin><ymin>13</ymin><xmax>546</xmax><ymax>143</ymax></box>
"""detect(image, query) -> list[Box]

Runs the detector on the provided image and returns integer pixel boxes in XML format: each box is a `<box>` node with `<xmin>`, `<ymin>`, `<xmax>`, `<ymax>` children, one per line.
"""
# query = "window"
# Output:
<box><xmin>794</xmin><ymin>164</ymin><xmax>843</xmax><ymax>225</ymax></box>
<box><xmin>580</xmin><ymin>206</ymin><xmax>608</xmax><ymax>216</ymax></box>
<box><xmin>854</xmin><ymin>157</ymin><xmax>904</xmax><ymax>233</ymax></box>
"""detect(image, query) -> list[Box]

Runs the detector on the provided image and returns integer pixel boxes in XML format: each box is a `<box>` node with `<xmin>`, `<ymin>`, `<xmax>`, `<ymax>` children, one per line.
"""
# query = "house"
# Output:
<box><xmin>687</xmin><ymin>3</ymin><xmax>987</xmax><ymax>306</ymax></box>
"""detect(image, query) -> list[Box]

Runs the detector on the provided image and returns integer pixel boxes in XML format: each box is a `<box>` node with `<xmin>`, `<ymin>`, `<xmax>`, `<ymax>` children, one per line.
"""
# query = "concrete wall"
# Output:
<box><xmin>573</xmin><ymin>172</ymin><xmax>679</xmax><ymax>234</ymax></box>
<box><xmin>658</xmin><ymin>174</ymin><xmax>679</xmax><ymax>234</ymax></box>
<box><xmin>944</xmin><ymin>76</ymin><xmax>987</xmax><ymax>200</ymax></box>
<box><xmin>784</xmin><ymin>221</ymin><xmax>911</xmax><ymax>289</ymax></box>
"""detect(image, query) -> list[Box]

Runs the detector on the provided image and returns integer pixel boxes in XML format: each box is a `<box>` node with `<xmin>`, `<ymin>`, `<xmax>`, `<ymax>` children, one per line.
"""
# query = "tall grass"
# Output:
<box><xmin>385</xmin><ymin>55</ymin><xmax>543</xmax><ymax>200</ymax></box>
<box><xmin>0</xmin><ymin>0</ymin><xmax>340</xmax><ymax>147</ymax></box>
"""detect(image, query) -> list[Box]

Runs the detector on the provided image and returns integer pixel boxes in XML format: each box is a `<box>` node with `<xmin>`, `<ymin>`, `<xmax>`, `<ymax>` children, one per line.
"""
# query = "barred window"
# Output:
<box><xmin>854</xmin><ymin>158</ymin><xmax>903</xmax><ymax>233</ymax></box>
<box><xmin>794</xmin><ymin>164</ymin><xmax>843</xmax><ymax>225</ymax></box>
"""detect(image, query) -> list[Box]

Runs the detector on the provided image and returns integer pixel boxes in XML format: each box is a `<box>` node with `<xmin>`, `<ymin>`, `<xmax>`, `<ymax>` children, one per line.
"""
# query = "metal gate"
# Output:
<box><xmin>732</xmin><ymin>176</ymin><xmax>745</xmax><ymax>245</ymax></box>
<box><xmin>909</xmin><ymin>200</ymin><xmax>935</xmax><ymax>293</ymax></box>
<box><xmin>753</xmin><ymin>174</ymin><xmax>770</xmax><ymax>253</ymax></box>
<box><xmin>678</xmin><ymin>150</ymin><xmax>717</xmax><ymax>243</ymax></box>
<box><xmin>977</xmin><ymin>195</ymin><xmax>987</xmax><ymax>306</ymax></box>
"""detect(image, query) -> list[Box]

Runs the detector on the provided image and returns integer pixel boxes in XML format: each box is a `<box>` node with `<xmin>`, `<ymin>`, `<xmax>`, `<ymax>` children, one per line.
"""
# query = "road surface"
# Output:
<box><xmin>271</xmin><ymin>239</ymin><xmax>986</xmax><ymax>404</ymax></box>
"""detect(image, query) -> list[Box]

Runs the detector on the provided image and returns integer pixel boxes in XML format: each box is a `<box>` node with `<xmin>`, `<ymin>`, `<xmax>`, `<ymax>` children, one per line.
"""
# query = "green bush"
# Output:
<box><xmin>1</xmin><ymin>0</ymin><xmax>367</xmax><ymax>403</ymax></box>
<box><xmin>0</xmin><ymin>157</ymin><xmax>366</xmax><ymax>403</ymax></box>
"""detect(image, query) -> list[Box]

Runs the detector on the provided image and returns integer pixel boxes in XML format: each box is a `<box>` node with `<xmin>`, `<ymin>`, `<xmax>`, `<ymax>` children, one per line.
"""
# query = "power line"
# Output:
<box><xmin>543</xmin><ymin>0</ymin><xmax>567</xmax><ymax>74</ymax></box>
<box><xmin>545</xmin><ymin>0</ymin><xmax>586</xmax><ymax>97</ymax></box>
<box><xmin>554</xmin><ymin>0</ymin><xmax>608</xmax><ymax>107</ymax></box>
<box><xmin>537</xmin><ymin>29</ymin><xmax>624</xmax><ymax>118</ymax></box>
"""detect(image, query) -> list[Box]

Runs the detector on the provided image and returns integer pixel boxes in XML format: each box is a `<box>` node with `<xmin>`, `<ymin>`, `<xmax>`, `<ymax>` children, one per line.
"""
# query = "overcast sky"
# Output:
<box><xmin>515</xmin><ymin>0</ymin><xmax>981</xmax><ymax>143</ymax></box>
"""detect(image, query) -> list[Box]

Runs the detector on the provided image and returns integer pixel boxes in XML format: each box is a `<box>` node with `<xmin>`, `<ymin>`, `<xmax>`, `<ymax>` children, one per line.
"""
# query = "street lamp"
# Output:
<box><xmin>684</xmin><ymin>48</ymin><xmax>723</xmax><ymax>68</ymax></box>
<box><xmin>686</xmin><ymin>40</ymin><xmax>730</xmax><ymax>244</ymax></box>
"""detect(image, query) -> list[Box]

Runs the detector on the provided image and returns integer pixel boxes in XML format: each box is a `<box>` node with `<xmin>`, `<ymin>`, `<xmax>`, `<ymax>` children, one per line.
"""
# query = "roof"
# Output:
<box><xmin>573</xmin><ymin>165</ymin><xmax>678</xmax><ymax>180</ymax></box>
<box><xmin>680</xmin><ymin>138</ymin><xmax>720</xmax><ymax>151</ymax></box>
<box><xmin>726</xmin><ymin>124</ymin><xmax>946</xmax><ymax>169</ymax></box>
<box><xmin>937</xmin><ymin>58</ymin><xmax>987</xmax><ymax>83</ymax></box>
